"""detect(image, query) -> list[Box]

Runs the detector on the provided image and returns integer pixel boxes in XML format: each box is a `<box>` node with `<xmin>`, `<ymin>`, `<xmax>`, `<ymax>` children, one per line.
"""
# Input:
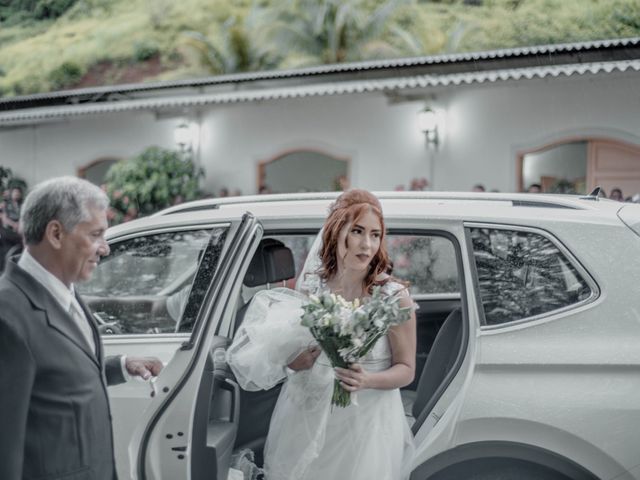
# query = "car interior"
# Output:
<box><xmin>222</xmin><ymin>236</ymin><xmax>467</xmax><ymax>468</ymax></box>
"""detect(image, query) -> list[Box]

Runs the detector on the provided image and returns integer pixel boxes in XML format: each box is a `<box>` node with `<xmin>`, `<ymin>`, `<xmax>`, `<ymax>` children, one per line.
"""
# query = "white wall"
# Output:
<box><xmin>1</xmin><ymin>69</ymin><xmax>639</xmax><ymax>194</ymax></box>
<box><xmin>197</xmin><ymin>93</ymin><xmax>429</xmax><ymax>195</ymax></box>
<box><xmin>263</xmin><ymin>151</ymin><xmax>347</xmax><ymax>193</ymax></box>
<box><xmin>432</xmin><ymin>71</ymin><xmax>640</xmax><ymax>191</ymax></box>
<box><xmin>0</xmin><ymin>112</ymin><xmax>180</xmax><ymax>186</ymax></box>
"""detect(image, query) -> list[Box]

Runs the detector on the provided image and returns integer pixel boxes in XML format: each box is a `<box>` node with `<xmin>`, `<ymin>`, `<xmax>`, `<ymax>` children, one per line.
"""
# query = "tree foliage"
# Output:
<box><xmin>48</xmin><ymin>61</ymin><xmax>83</xmax><ymax>90</ymax></box>
<box><xmin>0</xmin><ymin>0</ymin><xmax>77</xmax><ymax>22</ymax></box>
<box><xmin>1</xmin><ymin>0</ymin><xmax>639</xmax><ymax>96</ymax></box>
<box><xmin>261</xmin><ymin>0</ymin><xmax>420</xmax><ymax>67</ymax></box>
<box><xmin>104</xmin><ymin>147</ymin><xmax>204</xmax><ymax>223</ymax></box>
<box><xmin>182</xmin><ymin>6</ymin><xmax>280</xmax><ymax>75</ymax></box>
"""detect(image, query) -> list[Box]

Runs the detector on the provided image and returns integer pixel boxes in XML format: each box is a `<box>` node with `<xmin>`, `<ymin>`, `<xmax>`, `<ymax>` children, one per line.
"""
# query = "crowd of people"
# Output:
<box><xmin>470</xmin><ymin>182</ymin><xmax>636</xmax><ymax>202</ymax></box>
<box><xmin>0</xmin><ymin>185</ymin><xmax>24</xmax><ymax>271</ymax></box>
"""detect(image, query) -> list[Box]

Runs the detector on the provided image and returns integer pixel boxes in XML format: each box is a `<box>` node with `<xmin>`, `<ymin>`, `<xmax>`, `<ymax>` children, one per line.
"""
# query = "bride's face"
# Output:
<box><xmin>336</xmin><ymin>210</ymin><xmax>382</xmax><ymax>273</ymax></box>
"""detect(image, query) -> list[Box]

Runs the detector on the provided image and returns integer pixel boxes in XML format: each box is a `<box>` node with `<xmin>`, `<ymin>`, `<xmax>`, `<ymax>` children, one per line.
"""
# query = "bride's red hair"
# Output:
<box><xmin>319</xmin><ymin>189</ymin><xmax>392</xmax><ymax>293</ymax></box>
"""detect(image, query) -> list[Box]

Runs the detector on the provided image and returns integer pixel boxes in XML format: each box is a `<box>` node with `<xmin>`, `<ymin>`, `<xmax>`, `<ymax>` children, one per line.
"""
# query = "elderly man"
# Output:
<box><xmin>0</xmin><ymin>177</ymin><xmax>162</xmax><ymax>480</ymax></box>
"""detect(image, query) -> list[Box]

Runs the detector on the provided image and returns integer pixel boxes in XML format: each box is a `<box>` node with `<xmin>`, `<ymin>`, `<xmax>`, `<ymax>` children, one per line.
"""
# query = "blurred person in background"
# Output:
<box><xmin>1</xmin><ymin>186</ymin><xmax>23</xmax><ymax>232</ymax></box>
<box><xmin>610</xmin><ymin>187</ymin><xmax>624</xmax><ymax>201</ymax></box>
<box><xmin>0</xmin><ymin>186</ymin><xmax>23</xmax><ymax>273</ymax></box>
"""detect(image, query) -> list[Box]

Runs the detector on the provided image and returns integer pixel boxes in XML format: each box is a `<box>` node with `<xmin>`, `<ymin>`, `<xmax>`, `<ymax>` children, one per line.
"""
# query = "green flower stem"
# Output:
<box><xmin>332</xmin><ymin>378</ymin><xmax>351</xmax><ymax>408</ymax></box>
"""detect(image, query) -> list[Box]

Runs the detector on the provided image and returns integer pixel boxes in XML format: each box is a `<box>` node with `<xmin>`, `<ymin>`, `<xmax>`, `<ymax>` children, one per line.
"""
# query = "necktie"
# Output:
<box><xmin>69</xmin><ymin>301</ymin><xmax>96</xmax><ymax>355</ymax></box>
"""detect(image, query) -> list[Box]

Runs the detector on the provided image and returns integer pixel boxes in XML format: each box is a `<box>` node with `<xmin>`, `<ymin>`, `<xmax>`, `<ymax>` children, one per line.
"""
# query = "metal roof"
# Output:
<box><xmin>0</xmin><ymin>58</ymin><xmax>637</xmax><ymax>126</ymax></box>
<box><xmin>2</xmin><ymin>36</ymin><xmax>638</xmax><ymax>109</ymax></box>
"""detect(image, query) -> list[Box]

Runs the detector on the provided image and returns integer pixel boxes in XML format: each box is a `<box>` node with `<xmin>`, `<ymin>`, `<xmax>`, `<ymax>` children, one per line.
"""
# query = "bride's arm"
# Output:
<box><xmin>336</xmin><ymin>294</ymin><xmax>416</xmax><ymax>391</ymax></box>
<box><xmin>287</xmin><ymin>345</ymin><xmax>321</xmax><ymax>371</ymax></box>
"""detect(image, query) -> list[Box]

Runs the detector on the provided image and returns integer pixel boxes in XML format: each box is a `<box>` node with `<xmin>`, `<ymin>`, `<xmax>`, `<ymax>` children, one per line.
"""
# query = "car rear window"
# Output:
<box><xmin>270</xmin><ymin>233</ymin><xmax>459</xmax><ymax>296</ymax></box>
<box><xmin>387</xmin><ymin>234</ymin><xmax>458</xmax><ymax>295</ymax></box>
<box><xmin>469</xmin><ymin>226</ymin><xmax>592</xmax><ymax>326</ymax></box>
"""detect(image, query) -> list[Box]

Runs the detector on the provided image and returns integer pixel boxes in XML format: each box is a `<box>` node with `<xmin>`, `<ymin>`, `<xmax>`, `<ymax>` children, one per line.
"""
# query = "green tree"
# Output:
<box><xmin>104</xmin><ymin>146</ymin><xmax>204</xmax><ymax>224</ymax></box>
<box><xmin>262</xmin><ymin>0</ymin><xmax>420</xmax><ymax>67</ymax></box>
<box><xmin>182</xmin><ymin>5</ymin><xmax>280</xmax><ymax>74</ymax></box>
<box><xmin>0</xmin><ymin>0</ymin><xmax>77</xmax><ymax>22</ymax></box>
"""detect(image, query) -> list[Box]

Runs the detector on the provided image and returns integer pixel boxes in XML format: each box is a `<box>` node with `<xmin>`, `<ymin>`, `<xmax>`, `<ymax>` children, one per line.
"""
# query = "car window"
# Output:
<box><xmin>387</xmin><ymin>235</ymin><xmax>459</xmax><ymax>295</ymax></box>
<box><xmin>274</xmin><ymin>234</ymin><xmax>317</xmax><ymax>285</ymax></box>
<box><xmin>267</xmin><ymin>232</ymin><xmax>459</xmax><ymax>295</ymax></box>
<box><xmin>469</xmin><ymin>226</ymin><xmax>592</xmax><ymax>326</ymax></box>
<box><xmin>79</xmin><ymin>227</ymin><xmax>226</xmax><ymax>335</ymax></box>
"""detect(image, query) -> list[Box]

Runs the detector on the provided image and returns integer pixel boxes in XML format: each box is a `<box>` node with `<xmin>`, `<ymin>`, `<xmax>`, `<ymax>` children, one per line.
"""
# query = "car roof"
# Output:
<box><xmin>107</xmin><ymin>191</ymin><xmax>629</xmax><ymax>239</ymax></box>
<box><xmin>153</xmin><ymin>191</ymin><xmax>611</xmax><ymax>215</ymax></box>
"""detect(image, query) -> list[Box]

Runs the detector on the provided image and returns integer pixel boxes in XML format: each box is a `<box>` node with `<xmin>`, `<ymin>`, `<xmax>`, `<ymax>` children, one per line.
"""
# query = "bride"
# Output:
<box><xmin>227</xmin><ymin>189</ymin><xmax>416</xmax><ymax>480</ymax></box>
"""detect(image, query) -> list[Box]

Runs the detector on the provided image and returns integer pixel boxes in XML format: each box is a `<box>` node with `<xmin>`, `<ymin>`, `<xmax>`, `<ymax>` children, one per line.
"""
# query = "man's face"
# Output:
<box><xmin>10</xmin><ymin>188</ymin><xmax>22</xmax><ymax>202</ymax></box>
<box><xmin>59</xmin><ymin>206</ymin><xmax>110</xmax><ymax>285</ymax></box>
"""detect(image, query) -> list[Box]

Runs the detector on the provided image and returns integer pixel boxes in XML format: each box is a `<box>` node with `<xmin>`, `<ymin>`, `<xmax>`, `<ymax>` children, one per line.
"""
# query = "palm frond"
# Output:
<box><xmin>366</xmin><ymin>0</ymin><xmax>409</xmax><ymax>39</ymax></box>
<box><xmin>390</xmin><ymin>24</ymin><xmax>423</xmax><ymax>56</ymax></box>
<box><xmin>181</xmin><ymin>30</ymin><xmax>227</xmax><ymax>74</ymax></box>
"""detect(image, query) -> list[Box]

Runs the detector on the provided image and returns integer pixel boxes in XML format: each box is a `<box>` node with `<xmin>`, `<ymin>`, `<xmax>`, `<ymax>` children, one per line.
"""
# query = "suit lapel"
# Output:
<box><xmin>5</xmin><ymin>259</ymin><xmax>100</xmax><ymax>368</ymax></box>
<box><xmin>76</xmin><ymin>293</ymin><xmax>104</xmax><ymax>367</ymax></box>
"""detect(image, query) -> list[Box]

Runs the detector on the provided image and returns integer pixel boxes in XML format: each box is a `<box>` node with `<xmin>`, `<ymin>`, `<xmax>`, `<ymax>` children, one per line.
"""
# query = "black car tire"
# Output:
<box><xmin>425</xmin><ymin>458</ymin><xmax>573</xmax><ymax>480</ymax></box>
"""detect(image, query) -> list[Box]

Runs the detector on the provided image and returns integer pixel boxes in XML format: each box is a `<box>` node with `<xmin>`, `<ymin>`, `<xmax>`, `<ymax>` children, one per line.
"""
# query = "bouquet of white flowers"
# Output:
<box><xmin>300</xmin><ymin>285</ymin><xmax>411</xmax><ymax>407</ymax></box>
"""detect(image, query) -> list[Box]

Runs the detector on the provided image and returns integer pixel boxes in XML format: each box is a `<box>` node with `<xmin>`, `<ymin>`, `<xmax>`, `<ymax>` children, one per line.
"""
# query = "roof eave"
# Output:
<box><xmin>1</xmin><ymin>36</ymin><xmax>639</xmax><ymax>111</ymax></box>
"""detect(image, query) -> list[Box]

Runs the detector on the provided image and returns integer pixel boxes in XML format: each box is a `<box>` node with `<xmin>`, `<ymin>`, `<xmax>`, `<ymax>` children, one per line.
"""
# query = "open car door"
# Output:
<box><xmin>127</xmin><ymin>213</ymin><xmax>263</xmax><ymax>480</ymax></box>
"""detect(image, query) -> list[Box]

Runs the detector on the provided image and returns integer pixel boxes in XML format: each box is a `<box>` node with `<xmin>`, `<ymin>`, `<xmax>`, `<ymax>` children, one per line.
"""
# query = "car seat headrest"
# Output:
<box><xmin>243</xmin><ymin>238</ymin><xmax>295</xmax><ymax>287</ymax></box>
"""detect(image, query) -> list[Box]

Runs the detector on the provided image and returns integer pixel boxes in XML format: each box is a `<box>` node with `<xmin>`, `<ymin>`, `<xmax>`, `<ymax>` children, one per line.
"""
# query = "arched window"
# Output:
<box><xmin>258</xmin><ymin>149</ymin><xmax>349</xmax><ymax>194</ymax></box>
<box><xmin>517</xmin><ymin>138</ymin><xmax>640</xmax><ymax>199</ymax></box>
<box><xmin>520</xmin><ymin>141</ymin><xmax>587</xmax><ymax>194</ymax></box>
<box><xmin>78</xmin><ymin>157</ymin><xmax>120</xmax><ymax>186</ymax></box>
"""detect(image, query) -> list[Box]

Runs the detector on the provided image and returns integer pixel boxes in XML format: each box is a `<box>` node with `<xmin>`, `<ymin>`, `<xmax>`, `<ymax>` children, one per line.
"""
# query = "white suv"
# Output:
<box><xmin>78</xmin><ymin>192</ymin><xmax>640</xmax><ymax>480</ymax></box>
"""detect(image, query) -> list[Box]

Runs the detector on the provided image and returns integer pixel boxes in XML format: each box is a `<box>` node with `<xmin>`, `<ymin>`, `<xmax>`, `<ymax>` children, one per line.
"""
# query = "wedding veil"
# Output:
<box><xmin>295</xmin><ymin>227</ymin><xmax>324</xmax><ymax>294</ymax></box>
<box><xmin>226</xmin><ymin>228</ymin><xmax>324</xmax><ymax>391</ymax></box>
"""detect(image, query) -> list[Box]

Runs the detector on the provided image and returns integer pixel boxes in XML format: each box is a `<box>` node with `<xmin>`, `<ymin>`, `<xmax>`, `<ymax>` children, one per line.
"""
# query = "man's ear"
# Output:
<box><xmin>44</xmin><ymin>220</ymin><xmax>65</xmax><ymax>250</ymax></box>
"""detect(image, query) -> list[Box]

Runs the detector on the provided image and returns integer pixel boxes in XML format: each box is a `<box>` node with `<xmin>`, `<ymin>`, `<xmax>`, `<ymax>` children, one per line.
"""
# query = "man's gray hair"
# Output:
<box><xmin>21</xmin><ymin>176</ymin><xmax>109</xmax><ymax>245</ymax></box>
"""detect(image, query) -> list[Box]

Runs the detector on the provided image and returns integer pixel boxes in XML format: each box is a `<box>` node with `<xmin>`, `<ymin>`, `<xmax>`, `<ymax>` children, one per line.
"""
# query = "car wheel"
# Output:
<box><xmin>427</xmin><ymin>458</ymin><xmax>572</xmax><ymax>480</ymax></box>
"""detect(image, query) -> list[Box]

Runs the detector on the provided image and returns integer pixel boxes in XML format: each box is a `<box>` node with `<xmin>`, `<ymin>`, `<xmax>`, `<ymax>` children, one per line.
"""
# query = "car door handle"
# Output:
<box><xmin>220</xmin><ymin>377</ymin><xmax>240</xmax><ymax>425</ymax></box>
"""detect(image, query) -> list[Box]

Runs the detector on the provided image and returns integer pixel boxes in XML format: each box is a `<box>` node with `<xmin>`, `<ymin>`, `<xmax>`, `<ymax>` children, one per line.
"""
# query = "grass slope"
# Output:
<box><xmin>0</xmin><ymin>0</ymin><xmax>637</xmax><ymax>96</ymax></box>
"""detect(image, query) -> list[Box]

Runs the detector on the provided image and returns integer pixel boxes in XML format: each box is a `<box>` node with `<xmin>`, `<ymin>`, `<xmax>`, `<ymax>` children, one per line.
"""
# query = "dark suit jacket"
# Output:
<box><xmin>0</xmin><ymin>259</ymin><xmax>126</xmax><ymax>480</ymax></box>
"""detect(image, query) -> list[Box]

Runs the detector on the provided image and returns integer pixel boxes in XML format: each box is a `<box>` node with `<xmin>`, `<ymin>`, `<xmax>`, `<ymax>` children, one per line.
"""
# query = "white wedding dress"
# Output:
<box><xmin>227</xmin><ymin>278</ymin><xmax>415</xmax><ymax>480</ymax></box>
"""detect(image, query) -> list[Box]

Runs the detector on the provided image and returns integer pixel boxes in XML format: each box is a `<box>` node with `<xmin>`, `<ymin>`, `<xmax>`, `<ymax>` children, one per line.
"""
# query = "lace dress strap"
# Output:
<box><xmin>380</xmin><ymin>280</ymin><xmax>419</xmax><ymax>312</ymax></box>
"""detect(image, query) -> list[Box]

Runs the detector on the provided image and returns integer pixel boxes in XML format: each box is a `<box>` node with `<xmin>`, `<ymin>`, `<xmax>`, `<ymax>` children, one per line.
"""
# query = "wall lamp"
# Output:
<box><xmin>417</xmin><ymin>106</ymin><xmax>441</xmax><ymax>148</ymax></box>
<box><xmin>174</xmin><ymin>121</ymin><xmax>198</xmax><ymax>153</ymax></box>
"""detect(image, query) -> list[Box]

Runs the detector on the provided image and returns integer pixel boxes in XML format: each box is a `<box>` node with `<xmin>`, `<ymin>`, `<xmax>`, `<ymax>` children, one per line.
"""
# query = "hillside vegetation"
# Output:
<box><xmin>0</xmin><ymin>0</ymin><xmax>638</xmax><ymax>97</ymax></box>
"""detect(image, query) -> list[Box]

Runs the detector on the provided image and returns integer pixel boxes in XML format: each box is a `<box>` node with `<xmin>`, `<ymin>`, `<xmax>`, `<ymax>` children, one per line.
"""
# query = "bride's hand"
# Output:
<box><xmin>287</xmin><ymin>346</ymin><xmax>321</xmax><ymax>371</ymax></box>
<box><xmin>335</xmin><ymin>364</ymin><xmax>369</xmax><ymax>392</ymax></box>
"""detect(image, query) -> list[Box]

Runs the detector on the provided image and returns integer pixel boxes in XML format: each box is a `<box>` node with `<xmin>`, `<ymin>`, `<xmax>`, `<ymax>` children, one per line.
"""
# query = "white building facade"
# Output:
<box><xmin>0</xmin><ymin>37</ymin><xmax>639</xmax><ymax>196</ymax></box>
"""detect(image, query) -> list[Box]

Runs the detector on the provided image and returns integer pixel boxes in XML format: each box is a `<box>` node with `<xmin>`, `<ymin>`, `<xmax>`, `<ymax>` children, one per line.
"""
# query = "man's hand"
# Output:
<box><xmin>287</xmin><ymin>346</ymin><xmax>321</xmax><ymax>371</ymax></box>
<box><xmin>125</xmin><ymin>356</ymin><xmax>163</xmax><ymax>380</ymax></box>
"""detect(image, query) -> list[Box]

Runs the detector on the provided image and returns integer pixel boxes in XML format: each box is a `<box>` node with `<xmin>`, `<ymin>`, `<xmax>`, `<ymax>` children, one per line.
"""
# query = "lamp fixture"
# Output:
<box><xmin>417</xmin><ymin>107</ymin><xmax>439</xmax><ymax>147</ymax></box>
<box><xmin>174</xmin><ymin>122</ymin><xmax>197</xmax><ymax>152</ymax></box>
